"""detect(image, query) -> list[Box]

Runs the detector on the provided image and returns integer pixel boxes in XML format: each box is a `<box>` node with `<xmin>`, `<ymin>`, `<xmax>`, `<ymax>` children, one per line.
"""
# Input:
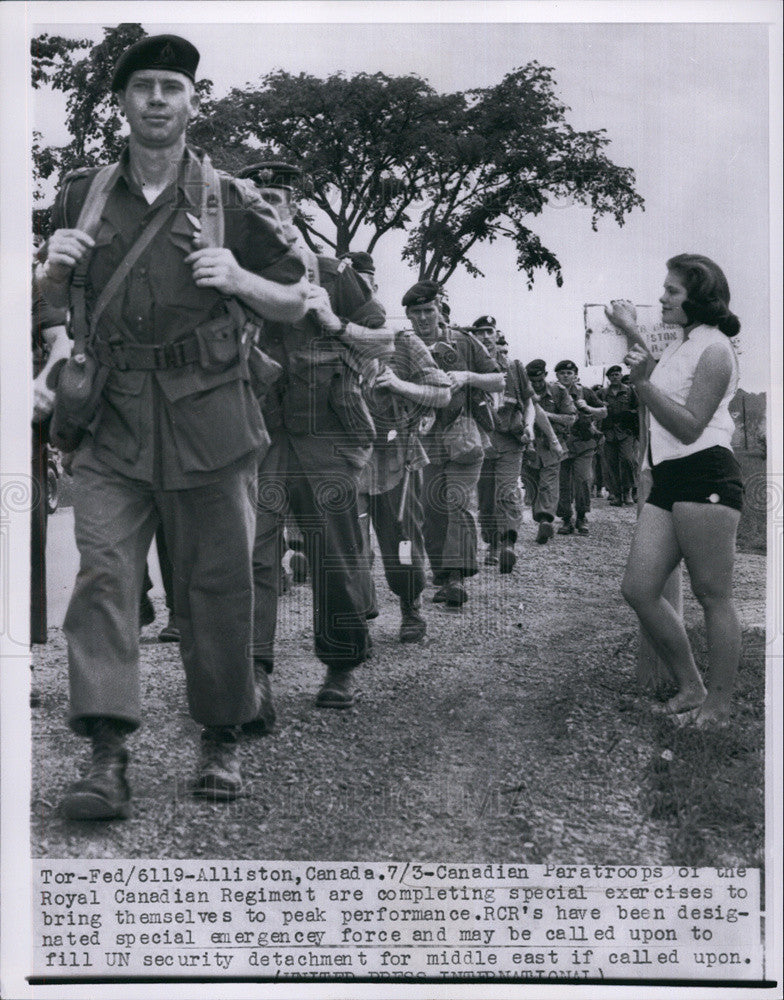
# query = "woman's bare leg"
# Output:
<box><xmin>672</xmin><ymin>501</ymin><xmax>741</xmax><ymax>725</ymax></box>
<box><xmin>622</xmin><ymin>504</ymin><xmax>707</xmax><ymax>713</ymax></box>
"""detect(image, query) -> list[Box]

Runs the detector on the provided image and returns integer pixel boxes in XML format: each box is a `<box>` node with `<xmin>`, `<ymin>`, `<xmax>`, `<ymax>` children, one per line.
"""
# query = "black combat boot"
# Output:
<box><xmin>399</xmin><ymin>596</ymin><xmax>426</xmax><ymax>643</ymax></box>
<box><xmin>315</xmin><ymin>666</ymin><xmax>355</xmax><ymax>709</ymax></box>
<box><xmin>444</xmin><ymin>571</ymin><xmax>468</xmax><ymax>608</ymax></box>
<box><xmin>157</xmin><ymin>611</ymin><xmax>180</xmax><ymax>642</ymax></box>
<box><xmin>575</xmin><ymin>516</ymin><xmax>589</xmax><ymax>535</ymax></box>
<box><xmin>61</xmin><ymin>717</ymin><xmax>131</xmax><ymax>820</ymax></box>
<box><xmin>557</xmin><ymin>519</ymin><xmax>574</xmax><ymax>535</ymax></box>
<box><xmin>498</xmin><ymin>534</ymin><xmax>517</xmax><ymax>574</ymax></box>
<box><xmin>535</xmin><ymin>519</ymin><xmax>554</xmax><ymax>544</ymax></box>
<box><xmin>193</xmin><ymin>726</ymin><xmax>243</xmax><ymax>801</ymax></box>
<box><xmin>242</xmin><ymin>663</ymin><xmax>276</xmax><ymax>736</ymax></box>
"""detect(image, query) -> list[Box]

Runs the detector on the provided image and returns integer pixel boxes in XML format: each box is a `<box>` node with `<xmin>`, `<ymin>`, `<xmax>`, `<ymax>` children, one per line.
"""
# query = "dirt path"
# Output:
<box><xmin>31</xmin><ymin>499</ymin><xmax>765</xmax><ymax>863</ymax></box>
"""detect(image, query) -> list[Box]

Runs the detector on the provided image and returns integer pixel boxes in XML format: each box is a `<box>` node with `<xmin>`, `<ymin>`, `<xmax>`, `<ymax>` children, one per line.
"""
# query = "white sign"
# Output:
<box><xmin>584</xmin><ymin>304</ymin><xmax>682</xmax><ymax>368</ymax></box>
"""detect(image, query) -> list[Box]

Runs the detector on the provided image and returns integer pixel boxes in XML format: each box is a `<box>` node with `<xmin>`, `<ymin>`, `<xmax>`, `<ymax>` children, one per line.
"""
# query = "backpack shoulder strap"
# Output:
<box><xmin>199</xmin><ymin>153</ymin><xmax>225</xmax><ymax>248</ymax></box>
<box><xmin>68</xmin><ymin>163</ymin><xmax>120</xmax><ymax>356</ymax></box>
<box><xmin>74</xmin><ymin>163</ymin><xmax>121</xmax><ymax>237</ymax></box>
<box><xmin>198</xmin><ymin>155</ymin><xmax>254</xmax><ymax>338</ymax></box>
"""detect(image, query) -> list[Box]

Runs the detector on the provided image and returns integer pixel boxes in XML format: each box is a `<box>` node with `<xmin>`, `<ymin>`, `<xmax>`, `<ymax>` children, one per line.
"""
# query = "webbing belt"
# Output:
<box><xmin>92</xmin><ymin>334</ymin><xmax>201</xmax><ymax>371</ymax></box>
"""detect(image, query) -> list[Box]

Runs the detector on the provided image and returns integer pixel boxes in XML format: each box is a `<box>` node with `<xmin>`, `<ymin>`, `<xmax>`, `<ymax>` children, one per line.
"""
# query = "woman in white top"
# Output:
<box><xmin>606</xmin><ymin>254</ymin><xmax>743</xmax><ymax>727</ymax></box>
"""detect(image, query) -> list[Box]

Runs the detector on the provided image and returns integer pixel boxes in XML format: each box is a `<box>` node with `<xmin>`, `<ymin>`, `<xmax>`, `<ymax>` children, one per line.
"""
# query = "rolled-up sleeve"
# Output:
<box><xmin>406</xmin><ymin>334</ymin><xmax>451</xmax><ymax>387</ymax></box>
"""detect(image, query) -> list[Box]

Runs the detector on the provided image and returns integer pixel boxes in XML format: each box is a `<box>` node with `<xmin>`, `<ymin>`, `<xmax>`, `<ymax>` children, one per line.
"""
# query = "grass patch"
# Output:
<box><xmin>641</xmin><ymin>627</ymin><xmax>765</xmax><ymax>866</ymax></box>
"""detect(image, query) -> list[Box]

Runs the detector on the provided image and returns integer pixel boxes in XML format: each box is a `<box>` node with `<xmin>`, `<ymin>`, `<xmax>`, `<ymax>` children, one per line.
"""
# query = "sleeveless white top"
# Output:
<box><xmin>648</xmin><ymin>324</ymin><xmax>739</xmax><ymax>466</ymax></box>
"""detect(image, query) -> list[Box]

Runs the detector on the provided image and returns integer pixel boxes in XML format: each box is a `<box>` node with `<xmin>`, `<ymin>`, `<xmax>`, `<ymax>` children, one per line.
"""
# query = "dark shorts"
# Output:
<box><xmin>647</xmin><ymin>446</ymin><xmax>743</xmax><ymax>513</ymax></box>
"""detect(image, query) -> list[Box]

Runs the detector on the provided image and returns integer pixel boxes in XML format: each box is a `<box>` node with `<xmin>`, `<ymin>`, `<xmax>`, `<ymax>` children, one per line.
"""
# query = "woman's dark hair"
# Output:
<box><xmin>666</xmin><ymin>254</ymin><xmax>741</xmax><ymax>337</ymax></box>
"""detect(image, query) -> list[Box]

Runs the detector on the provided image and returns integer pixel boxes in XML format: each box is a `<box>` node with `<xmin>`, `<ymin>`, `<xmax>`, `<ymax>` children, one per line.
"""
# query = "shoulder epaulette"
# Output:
<box><xmin>226</xmin><ymin>174</ymin><xmax>257</xmax><ymax>204</ymax></box>
<box><xmin>63</xmin><ymin>165</ymin><xmax>103</xmax><ymax>182</ymax></box>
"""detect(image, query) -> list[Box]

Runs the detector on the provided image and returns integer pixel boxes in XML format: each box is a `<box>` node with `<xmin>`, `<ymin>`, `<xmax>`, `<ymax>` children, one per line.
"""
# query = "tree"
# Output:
<box><xmin>191</xmin><ymin>70</ymin><xmax>461</xmax><ymax>258</ymax></box>
<box><xmin>195</xmin><ymin>64</ymin><xmax>643</xmax><ymax>284</ymax></box>
<box><xmin>32</xmin><ymin>29</ymin><xmax>643</xmax><ymax>288</ymax></box>
<box><xmin>404</xmin><ymin>64</ymin><xmax>644</xmax><ymax>285</ymax></box>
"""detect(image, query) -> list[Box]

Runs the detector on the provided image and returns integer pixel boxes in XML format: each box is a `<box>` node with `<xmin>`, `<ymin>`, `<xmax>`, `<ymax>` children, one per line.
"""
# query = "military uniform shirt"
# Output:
<box><xmin>600</xmin><ymin>383</ymin><xmax>638</xmax><ymax>441</ymax></box>
<box><xmin>364</xmin><ymin>330</ymin><xmax>449</xmax><ymax>494</ymax></box>
<box><xmin>49</xmin><ymin>145</ymin><xmax>305</xmax><ymax>488</ymax></box>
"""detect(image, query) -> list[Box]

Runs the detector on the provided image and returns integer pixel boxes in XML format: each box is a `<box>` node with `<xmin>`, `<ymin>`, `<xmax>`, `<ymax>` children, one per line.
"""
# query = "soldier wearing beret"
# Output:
<box><xmin>340</xmin><ymin>251</ymin><xmax>376</xmax><ymax>279</ymax></box>
<box><xmin>599</xmin><ymin>364</ymin><xmax>639</xmax><ymax>505</ymax></box>
<box><xmin>495</xmin><ymin>333</ymin><xmax>510</xmax><ymax>367</ymax></box>
<box><xmin>238</xmin><ymin>161</ymin><xmax>392</xmax><ymax>709</ymax></box>
<box><xmin>520</xmin><ymin>359</ymin><xmax>576</xmax><ymax>543</ymax></box>
<box><xmin>356</xmin><ymin>268</ymin><xmax>452</xmax><ymax>642</ymax></box>
<box><xmin>403</xmin><ymin>284</ymin><xmax>505</xmax><ymax>606</ymax></box>
<box><xmin>553</xmin><ymin>360</ymin><xmax>607</xmax><ymax>535</ymax></box>
<box><xmin>37</xmin><ymin>34</ymin><xmax>308</xmax><ymax>816</ymax></box>
<box><xmin>474</xmin><ymin>317</ymin><xmax>534</xmax><ymax>572</ymax></box>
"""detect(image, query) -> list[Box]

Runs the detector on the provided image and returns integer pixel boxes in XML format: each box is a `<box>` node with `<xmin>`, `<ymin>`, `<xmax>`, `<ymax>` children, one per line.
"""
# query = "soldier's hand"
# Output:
<box><xmin>185</xmin><ymin>247</ymin><xmax>243</xmax><ymax>295</ymax></box>
<box><xmin>32</xmin><ymin>372</ymin><xmax>56</xmax><ymax>422</ymax></box>
<box><xmin>373</xmin><ymin>366</ymin><xmax>403</xmax><ymax>393</ymax></box>
<box><xmin>42</xmin><ymin>229</ymin><xmax>95</xmax><ymax>283</ymax></box>
<box><xmin>446</xmin><ymin>369</ymin><xmax>470</xmax><ymax>391</ymax></box>
<box><xmin>552</xmin><ymin>440</ymin><xmax>564</xmax><ymax>458</ymax></box>
<box><xmin>305</xmin><ymin>284</ymin><xmax>341</xmax><ymax>332</ymax></box>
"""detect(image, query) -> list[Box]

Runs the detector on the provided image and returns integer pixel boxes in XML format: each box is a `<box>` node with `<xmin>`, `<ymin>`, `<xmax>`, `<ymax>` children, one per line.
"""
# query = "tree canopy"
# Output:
<box><xmin>32</xmin><ymin>24</ymin><xmax>644</xmax><ymax>287</ymax></box>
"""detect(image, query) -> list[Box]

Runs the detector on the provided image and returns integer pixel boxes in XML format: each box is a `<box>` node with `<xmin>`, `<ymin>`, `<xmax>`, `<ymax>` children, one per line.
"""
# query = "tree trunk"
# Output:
<box><xmin>335</xmin><ymin>220</ymin><xmax>351</xmax><ymax>257</ymax></box>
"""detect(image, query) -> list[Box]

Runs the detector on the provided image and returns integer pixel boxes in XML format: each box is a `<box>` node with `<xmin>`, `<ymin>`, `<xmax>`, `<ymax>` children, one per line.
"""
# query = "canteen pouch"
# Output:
<box><xmin>48</xmin><ymin>353</ymin><xmax>108</xmax><ymax>451</ymax></box>
<box><xmin>442</xmin><ymin>413</ymin><xmax>483</xmax><ymax>464</ymax></box>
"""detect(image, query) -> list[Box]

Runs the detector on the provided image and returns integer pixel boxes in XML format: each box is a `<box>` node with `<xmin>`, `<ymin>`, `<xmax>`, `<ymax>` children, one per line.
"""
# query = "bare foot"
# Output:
<box><xmin>692</xmin><ymin>702</ymin><xmax>731</xmax><ymax>729</ymax></box>
<box><xmin>651</xmin><ymin>687</ymin><xmax>706</xmax><ymax>717</ymax></box>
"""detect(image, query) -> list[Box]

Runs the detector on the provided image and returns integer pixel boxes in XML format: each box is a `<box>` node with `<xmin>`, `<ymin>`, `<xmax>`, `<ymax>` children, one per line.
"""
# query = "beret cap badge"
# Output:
<box><xmin>155</xmin><ymin>42</ymin><xmax>177</xmax><ymax>64</ymax></box>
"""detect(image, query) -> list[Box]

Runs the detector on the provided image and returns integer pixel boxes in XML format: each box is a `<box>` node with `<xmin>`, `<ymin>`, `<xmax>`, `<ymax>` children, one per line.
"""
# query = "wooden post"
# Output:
<box><xmin>635</xmin><ymin>413</ymin><xmax>682</xmax><ymax>695</ymax></box>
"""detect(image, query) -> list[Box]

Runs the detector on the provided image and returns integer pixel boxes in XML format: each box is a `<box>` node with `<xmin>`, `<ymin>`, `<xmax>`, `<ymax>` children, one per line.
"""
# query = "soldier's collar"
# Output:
<box><xmin>117</xmin><ymin>144</ymin><xmax>202</xmax><ymax>207</ymax></box>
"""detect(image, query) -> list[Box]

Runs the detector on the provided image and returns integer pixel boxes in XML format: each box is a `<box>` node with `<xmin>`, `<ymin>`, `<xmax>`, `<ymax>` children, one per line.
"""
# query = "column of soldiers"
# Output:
<box><xmin>35</xmin><ymin>33</ymin><xmax>639</xmax><ymax>821</ymax></box>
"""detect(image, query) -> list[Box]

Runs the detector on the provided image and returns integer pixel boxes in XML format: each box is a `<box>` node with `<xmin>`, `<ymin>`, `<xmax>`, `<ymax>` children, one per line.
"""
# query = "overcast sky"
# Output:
<box><xmin>29</xmin><ymin>5</ymin><xmax>778</xmax><ymax>391</ymax></box>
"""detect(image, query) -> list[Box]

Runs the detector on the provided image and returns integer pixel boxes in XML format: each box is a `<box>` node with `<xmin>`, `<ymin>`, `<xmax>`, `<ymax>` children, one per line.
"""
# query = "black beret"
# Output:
<box><xmin>526</xmin><ymin>359</ymin><xmax>547</xmax><ymax>376</ymax></box>
<box><xmin>472</xmin><ymin>315</ymin><xmax>496</xmax><ymax>330</ymax></box>
<box><xmin>340</xmin><ymin>251</ymin><xmax>375</xmax><ymax>275</ymax></box>
<box><xmin>237</xmin><ymin>161</ymin><xmax>302</xmax><ymax>190</ymax></box>
<box><xmin>402</xmin><ymin>280</ymin><xmax>441</xmax><ymax>308</ymax></box>
<box><xmin>111</xmin><ymin>35</ymin><xmax>199</xmax><ymax>92</ymax></box>
<box><xmin>554</xmin><ymin>359</ymin><xmax>578</xmax><ymax>373</ymax></box>
<box><xmin>606</xmin><ymin>365</ymin><xmax>623</xmax><ymax>375</ymax></box>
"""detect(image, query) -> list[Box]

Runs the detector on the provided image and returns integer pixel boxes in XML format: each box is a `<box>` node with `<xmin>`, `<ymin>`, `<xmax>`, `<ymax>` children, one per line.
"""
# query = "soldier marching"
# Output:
<box><xmin>35</xmin><ymin>32</ymin><xmax>655</xmax><ymax>819</ymax></box>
